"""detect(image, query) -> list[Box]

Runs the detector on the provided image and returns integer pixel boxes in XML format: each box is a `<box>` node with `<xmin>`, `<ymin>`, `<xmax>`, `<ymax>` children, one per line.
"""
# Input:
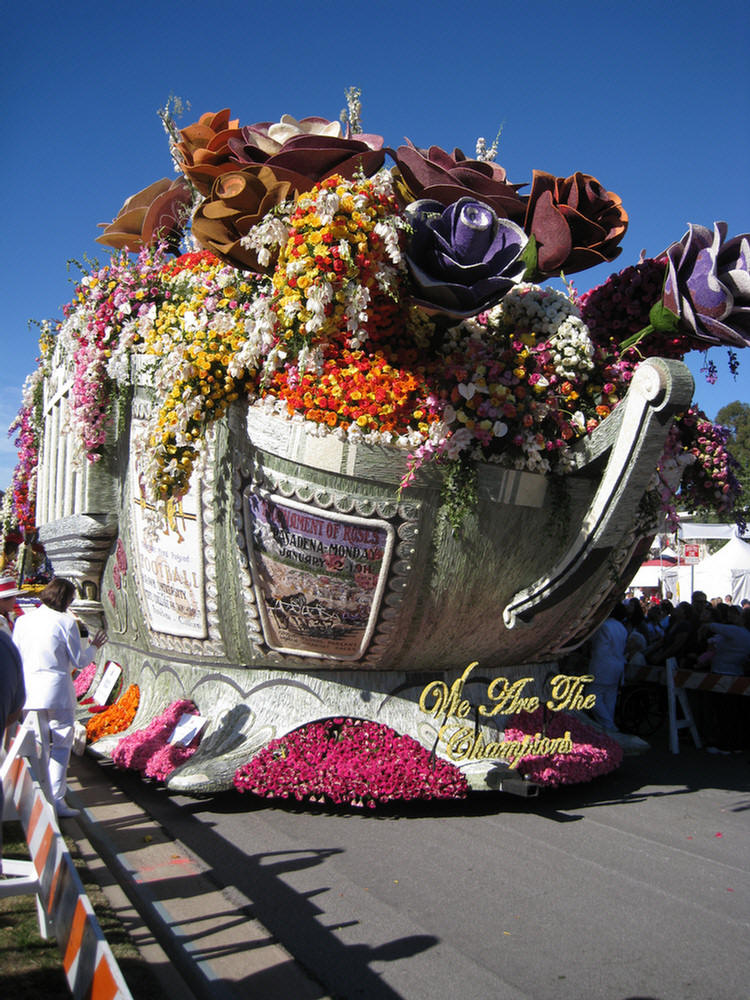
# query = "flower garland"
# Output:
<box><xmin>503</xmin><ymin>707</ymin><xmax>623</xmax><ymax>787</ymax></box>
<box><xmin>671</xmin><ymin>407</ymin><xmax>742</xmax><ymax>518</ymax></box>
<box><xmin>139</xmin><ymin>250</ymin><xmax>264</xmax><ymax>499</ymax></box>
<box><xmin>60</xmin><ymin>245</ymin><xmax>169</xmax><ymax>461</ymax></box>
<box><xmin>85</xmin><ymin>684</ymin><xmax>140</xmax><ymax>743</ymax></box>
<box><xmin>111</xmin><ymin>699</ymin><xmax>202</xmax><ymax>781</ymax></box>
<box><xmin>2</xmin><ymin>324</ymin><xmax>54</xmax><ymax>543</ymax></box>
<box><xmin>234</xmin><ymin>717</ymin><xmax>469</xmax><ymax>808</ymax></box>
<box><xmin>266</xmin><ymin>173</ymin><xmax>406</xmax><ymax>354</ymax></box>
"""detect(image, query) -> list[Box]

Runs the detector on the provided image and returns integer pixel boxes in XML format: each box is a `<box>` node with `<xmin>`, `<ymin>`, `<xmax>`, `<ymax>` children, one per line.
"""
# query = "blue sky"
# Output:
<box><xmin>2</xmin><ymin>0</ymin><xmax>748</xmax><ymax>490</ymax></box>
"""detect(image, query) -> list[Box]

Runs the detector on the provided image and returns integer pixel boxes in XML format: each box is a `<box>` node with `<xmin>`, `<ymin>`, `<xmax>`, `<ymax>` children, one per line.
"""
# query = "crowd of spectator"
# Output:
<box><xmin>585</xmin><ymin>590</ymin><xmax>750</xmax><ymax>751</ymax></box>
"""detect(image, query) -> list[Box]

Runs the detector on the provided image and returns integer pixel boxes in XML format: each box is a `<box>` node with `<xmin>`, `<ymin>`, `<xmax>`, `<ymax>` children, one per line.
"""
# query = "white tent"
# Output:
<box><xmin>678</xmin><ymin>522</ymin><xmax>750</xmax><ymax>541</ymax></box>
<box><xmin>674</xmin><ymin>535</ymin><xmax>750</xmax><ymax>603</ymax></box>
<box><xmin>629</xmin><ymin>561</ymin><xmax>673</xmax><ymax>591</ymax></box>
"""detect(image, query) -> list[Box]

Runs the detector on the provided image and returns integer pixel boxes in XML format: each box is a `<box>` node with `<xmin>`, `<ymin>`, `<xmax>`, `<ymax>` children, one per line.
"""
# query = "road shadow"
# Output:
<box><xmin>79</xmin><ymin>757</ymin><xmax>439</xmax><ymax>999</ymax></box>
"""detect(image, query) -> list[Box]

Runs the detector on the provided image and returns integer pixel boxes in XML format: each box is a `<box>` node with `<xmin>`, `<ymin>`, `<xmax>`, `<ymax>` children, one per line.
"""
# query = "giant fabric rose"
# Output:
<box><xmin>227</xmin><ymin>116</ymin><xmax>386</xmax><ymax>191</ymax></box>
<box><xmin>393</xmin><ymin>142</ymin><xmax>526</xmax><ymax>219</ymax></box>
<box><xmin>523</xmin><ymin>170</ymin><xmax>628</xmax><ymax>278</ymax></box>
<box><xmin>661</xmin><ymin>222</ymin><xmax>750</xmax><ymax>347</ymax></box>
<box><xmin>175</xmin><ymin>108</ymin><xmax>244</xmax><ymax>196</ymax></box>
<box><xmin>96</xmin><ymin>177</ymin><xmax>192</xmax><ymax>253</ymax></box>
<box><xmin>404</xmin><ymin>198</ymin><xmax>528</xmax><ymax>317</ymax></box>
<box><xmin>192</xmin><ymin>166</ymin><xmax>296</xmax><ymax>273</ymax></box>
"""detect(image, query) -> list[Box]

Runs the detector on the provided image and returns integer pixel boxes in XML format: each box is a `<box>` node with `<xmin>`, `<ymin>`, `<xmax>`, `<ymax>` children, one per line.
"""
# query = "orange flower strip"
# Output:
<box><xmin>85</xmin><ymin>684</ymin><xmax>140</xmax><ymax>744</ymax></box>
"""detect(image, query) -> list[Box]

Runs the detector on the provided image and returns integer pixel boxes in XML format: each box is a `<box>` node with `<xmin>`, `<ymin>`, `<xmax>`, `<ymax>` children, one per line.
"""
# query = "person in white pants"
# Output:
<box><xmin>12</xmin><ymin>578</ymin><xmax>107</xmax><ymax>818</ymax></box>
<box><xmin>587</xmin><ymin>602</ymin><xmax>629</xmax><ymax>732</ymax></box>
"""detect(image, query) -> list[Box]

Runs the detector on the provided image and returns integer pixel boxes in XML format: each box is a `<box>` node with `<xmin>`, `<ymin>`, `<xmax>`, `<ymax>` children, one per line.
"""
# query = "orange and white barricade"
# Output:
<box><xmin>625</xmin><ymin>661</ymin><xmax>750</xmax><ymax>698</ymax></box>
<box><xmin>623</xmin><ymin>658</ymin><xmax>750</xmax><ymax>754</ymax></box>
<box><xmin>1</xmin><ymin>719</ymin><xmax>133</xmax><ymax>1000</ymax></box>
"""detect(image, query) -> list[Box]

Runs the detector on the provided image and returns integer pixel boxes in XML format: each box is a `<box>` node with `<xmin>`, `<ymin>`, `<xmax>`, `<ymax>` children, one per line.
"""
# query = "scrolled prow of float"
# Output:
<box><xmin>5</xmin><ymin>93</ymin><xmax>747</xmax><ymax>807</ymax></box>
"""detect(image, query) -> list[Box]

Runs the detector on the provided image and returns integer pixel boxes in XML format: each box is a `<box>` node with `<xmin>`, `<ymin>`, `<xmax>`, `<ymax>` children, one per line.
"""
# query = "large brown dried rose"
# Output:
<box><xmin>96</xmin><ymin>177</ymin><xmax>192</xmax><ymax>253</ymax></box>
<box><xmin>191</xmin><ymin>166</ymin><xmax>296</xmax><ymax>273</ymax></box>
<box><xmin>523</xmin><ymin>171</ymin><xmax>628</xmax><ymax>278</ymax></box>
<box><xmin>391</xmin><ymin>142</ymin><xmax>526</xmax><ymax>220</ymax></box>
<box><xmin>174</xmin><ymin>108</ymin><xmax>243</xmax><ymax>197</ymax></box>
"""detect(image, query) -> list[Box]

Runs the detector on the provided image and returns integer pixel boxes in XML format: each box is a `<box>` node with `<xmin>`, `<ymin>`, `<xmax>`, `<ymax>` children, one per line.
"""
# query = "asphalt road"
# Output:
<box><xmin>95</xmin><ymin>734</ymin><xmax>750</xmax><ymax>1000</ymax></box>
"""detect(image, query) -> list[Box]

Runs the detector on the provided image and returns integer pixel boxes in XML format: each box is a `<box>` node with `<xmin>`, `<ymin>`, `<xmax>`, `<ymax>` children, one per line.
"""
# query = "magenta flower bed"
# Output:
<box><xmin>503</xmin><ymin>708</ymin><xmax>623</xmax><ymax>787</ymax></box>
<box><xmin>112</xmin><ymin>699</ymin><xmax>202</xmax><ymax>782</ymax></box>
<box><xmin>234</xmin><ymin>717</ymin><xmax>469</xmax><ymax>808</ymax></box>
<box><xmin>74</xmin><ymin>661</ymin><xmax>98</xmax><ymax>699</ymax></box>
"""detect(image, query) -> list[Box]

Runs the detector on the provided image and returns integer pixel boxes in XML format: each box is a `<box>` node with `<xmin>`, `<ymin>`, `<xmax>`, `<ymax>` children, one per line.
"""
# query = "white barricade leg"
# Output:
<box><xmin>665</xmin><ymin>657</ymin><xmax>702</xmax><ymax>753</ymax></box>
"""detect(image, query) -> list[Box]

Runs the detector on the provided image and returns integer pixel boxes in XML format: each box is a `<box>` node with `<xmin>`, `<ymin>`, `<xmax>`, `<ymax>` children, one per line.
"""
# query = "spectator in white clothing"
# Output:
<box><xmin>588</xmin><ymin>602</ymin><xmax>629</xmax><ymax>731</ymax></box>
<box><xmin>13</xmin><ymin>578</ymin><xmax>107</xmax><ymax>818</ymax></box>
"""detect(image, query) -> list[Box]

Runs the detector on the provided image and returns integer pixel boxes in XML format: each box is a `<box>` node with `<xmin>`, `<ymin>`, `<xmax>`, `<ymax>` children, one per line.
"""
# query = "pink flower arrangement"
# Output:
<box><xmin>503</xmin><ymin>707</ymin><xmax>623</xmax><ymax>787</ymax></box>
<box><xmin>234</xmin><ymin>717</ymin><xmax>469</xmax><ymax>808</ymax></box>
<box><xmin>112</xmin><ymin>699</ymin><xmax>202</xmax><ymax>782</ymax></box>
<box><xmin>74</xmin><ymin>661</ymin><xmax>98</xmax><ymax>699</ymax></box>
<box><xmin>674</xmin><ymin>406</ymin><xmax>743</xmax><ymax>521</ymax></box>
<box><xmin>62</xmin><ymin>244</ymin><xmax>169</xmax><ymax>461</ymax></box>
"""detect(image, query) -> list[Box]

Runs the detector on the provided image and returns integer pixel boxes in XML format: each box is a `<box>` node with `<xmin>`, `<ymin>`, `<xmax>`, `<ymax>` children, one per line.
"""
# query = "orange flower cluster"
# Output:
<box><xmin>267</xmin><ymin>340</ymin><xmax>440</xmax><ymax>436</ymax></box>
<box><xmin>85</xmin><ymin>684</ymin><xmax>140</xmax><ymax>744</ymax></box>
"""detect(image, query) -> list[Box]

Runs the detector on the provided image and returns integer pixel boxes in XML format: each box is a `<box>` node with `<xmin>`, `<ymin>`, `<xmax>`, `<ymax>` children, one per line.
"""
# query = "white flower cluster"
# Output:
<box><xmin>487</xmin><ymin>283</ymin><xmax>579</xmax><ymax>337</ymax></box>
<box><xmin>240</xmin><ymin>209</ymin><xmax>292</xmax><ymax>268</ymax></box>
<box><xmin>547</xmin><ymin>316</ymin><xmax>596</xmax><ymax>381</ymax></box>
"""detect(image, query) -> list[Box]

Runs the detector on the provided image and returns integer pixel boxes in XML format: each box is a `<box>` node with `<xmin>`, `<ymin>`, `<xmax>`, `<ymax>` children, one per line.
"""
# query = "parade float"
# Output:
<box><xmin>4</xmin><ymin>94</ymin><xmax>748</xmax><ymax>805</ymax></box>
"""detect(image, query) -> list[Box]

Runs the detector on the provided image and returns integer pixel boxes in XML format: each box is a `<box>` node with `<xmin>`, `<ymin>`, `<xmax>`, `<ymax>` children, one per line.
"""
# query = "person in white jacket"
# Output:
<box><xmin>13</xmin><ymin>577</ymin><xmax>107</xmax><ymax>818</ymax></box>
<box><xmin>588</xmin><ymin>602</ymin><xmax>629</xmax><ymax>732</ymax></box>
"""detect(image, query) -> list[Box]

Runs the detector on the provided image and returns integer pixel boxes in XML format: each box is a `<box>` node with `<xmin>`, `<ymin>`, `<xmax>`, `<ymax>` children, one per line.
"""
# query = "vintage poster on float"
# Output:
<box><xmin>129</xmin><ymin>423</ymin><xmax>208</xmax><ymax>639</ymax></box>
<box><xmin>245</xmin><ymin>491</ymin><xmax>395</xmax><ymax>660</ymax></box>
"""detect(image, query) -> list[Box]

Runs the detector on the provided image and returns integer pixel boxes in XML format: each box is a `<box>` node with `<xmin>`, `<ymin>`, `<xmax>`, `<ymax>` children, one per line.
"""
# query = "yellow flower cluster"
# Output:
<box><xmin>142</xmin><ymin>251</ymin><xmax>261</xmax><ymax>497</ymax></box>
<box><xmin>272</xmin><ymin>174</ymin><xmax>402</xmax><ymax>350</ymax></box>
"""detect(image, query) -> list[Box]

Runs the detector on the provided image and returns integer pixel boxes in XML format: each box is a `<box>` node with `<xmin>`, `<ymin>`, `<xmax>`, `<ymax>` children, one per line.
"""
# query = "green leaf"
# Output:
<box><xmin>648</xmin><ymin>301</ymin><xmax>681</xmax><ymax>333</ymax></box>
<box><xmin>519</xmin><ymin>234</ymin><xmax>539</xmax><ymax>281</ymax></box>
<box><xmin>620</xmin><ymin>325</ymin><xmax>653</xmax><ymax>351</ymax></box>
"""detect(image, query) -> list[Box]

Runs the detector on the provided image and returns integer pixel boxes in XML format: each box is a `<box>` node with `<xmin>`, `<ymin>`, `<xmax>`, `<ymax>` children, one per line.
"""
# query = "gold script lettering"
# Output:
<box><xmin>479</xmin><ymin>676</ymin><xmax>539</xmax><ymax>718</ymax></box>
<box><xmin>546</xmin><ymin>674</ymin><xmax>596</xmax><ymax>712</ymax></box>
<box><xmin>419</xmin><ymin>661</ymin><xmax>477</xmax><ymax>720</ymax></box>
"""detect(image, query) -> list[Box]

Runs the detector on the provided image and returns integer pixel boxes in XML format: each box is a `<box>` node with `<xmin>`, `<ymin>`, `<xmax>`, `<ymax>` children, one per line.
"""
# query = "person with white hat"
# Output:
<box><xmin>0</xmin><ymin>575</ymin><xmax>25</xmax><ymax>636</ymax></box>
<box><xmin>13</xmin><ymin>577</ymin><xmax>107</xmax><ymax>818</ymax></box>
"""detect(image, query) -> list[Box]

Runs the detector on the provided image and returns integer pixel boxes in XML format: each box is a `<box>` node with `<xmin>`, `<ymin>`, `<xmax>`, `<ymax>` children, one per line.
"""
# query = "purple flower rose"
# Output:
<box><xmin>662</xmin><ymin>222</ymin><xmax>750</xmax><ymax>347</ymax></box>
<box><xmin>404</xmin><ymin>198</ymin><xmax>528</xmax><ymax>317</ymax></box>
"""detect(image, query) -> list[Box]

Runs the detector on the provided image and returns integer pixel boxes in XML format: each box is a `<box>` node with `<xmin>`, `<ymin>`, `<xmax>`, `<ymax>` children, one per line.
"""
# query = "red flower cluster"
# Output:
<box><xmin>234</xmin><ymin>717</ymin><xmax>469</xmax><ymax>808</ymax></box>
<box><xmin>267</xmin><ymin>341</ymin><xmax>439</xmax><ymax>436</ymax></box>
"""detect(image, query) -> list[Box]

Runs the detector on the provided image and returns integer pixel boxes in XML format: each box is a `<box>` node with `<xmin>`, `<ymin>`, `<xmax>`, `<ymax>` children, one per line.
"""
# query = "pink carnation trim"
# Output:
<box><xmin>234</xmin><ymin>717</ymin><xmax>469</xmax><ymax>808</ymax></box>
<box><xmin>112</xmin><ymin>699</ymin><xmax>202</xmax><ymax>782</ymax></box>
<box><xmin>74</xmin><ymin>661</ymin><xmax>98</xmax><ymax>698</ymax></box>
<box><xmin>503</xmin><ymin>707</ymin><xmax>623</xmax><ymax>787</ymax></box>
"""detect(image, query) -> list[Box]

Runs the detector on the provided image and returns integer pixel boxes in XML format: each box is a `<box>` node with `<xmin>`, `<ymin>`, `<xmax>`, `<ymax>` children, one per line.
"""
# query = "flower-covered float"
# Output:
<box><xmin>5</xmin><ymin>93</ymin><xmax>748</xmax><ymax>805</ymax></box>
